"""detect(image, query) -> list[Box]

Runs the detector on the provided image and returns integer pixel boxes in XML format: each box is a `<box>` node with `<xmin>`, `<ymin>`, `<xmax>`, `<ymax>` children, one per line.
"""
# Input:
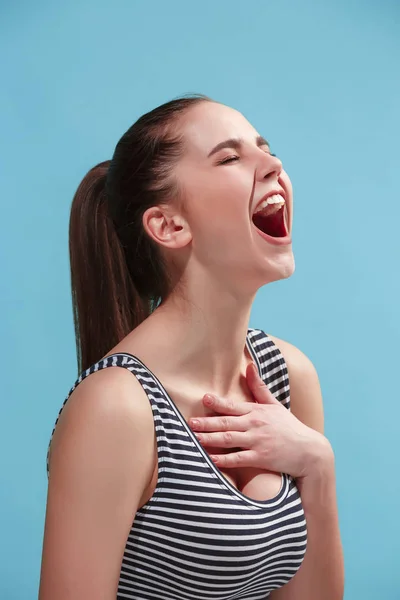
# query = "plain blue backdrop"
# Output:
<box><xmin>1</xmin><ymin>1</ymin><xmax>399</xmax><ymax>598</ymax></box>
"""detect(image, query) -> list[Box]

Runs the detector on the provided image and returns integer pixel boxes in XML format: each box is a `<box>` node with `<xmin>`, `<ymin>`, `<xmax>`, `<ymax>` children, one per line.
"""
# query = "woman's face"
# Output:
<box><xmin>155</xmin><ymin>101</ymin><xmax>294</xmax><ymax>292</ymax></box>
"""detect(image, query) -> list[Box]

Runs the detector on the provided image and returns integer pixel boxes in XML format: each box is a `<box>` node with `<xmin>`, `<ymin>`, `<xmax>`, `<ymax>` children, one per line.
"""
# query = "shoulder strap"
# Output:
<box><xmin>248</xmin><ymin>328</ymin><xmax>291</xmax><ymax>410</ymax></box>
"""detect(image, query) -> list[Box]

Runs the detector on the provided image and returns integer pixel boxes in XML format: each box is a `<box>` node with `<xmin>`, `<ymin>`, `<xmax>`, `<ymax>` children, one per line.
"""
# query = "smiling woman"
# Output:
<box><xmin>39</xmin><ymin>94</ymin><xmax>343</xmax><ymax>600</ymax></box>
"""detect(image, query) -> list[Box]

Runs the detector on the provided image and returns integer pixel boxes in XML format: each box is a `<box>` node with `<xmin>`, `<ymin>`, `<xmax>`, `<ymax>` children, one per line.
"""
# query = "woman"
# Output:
<box><xmin>39</xmin><ymin>94</ymin><xmax>344</xmax><ymax>599</ymax></box>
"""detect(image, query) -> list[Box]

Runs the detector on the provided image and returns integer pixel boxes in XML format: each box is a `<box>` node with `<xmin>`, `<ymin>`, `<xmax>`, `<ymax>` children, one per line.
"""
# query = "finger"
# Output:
<box><xmin>202</xmin><ymin>394</ymin><xmax>251</xmax><ymax>416</ymax></box>
<box><xmin>209</xmin><ymin>449</ymin><xmax>258</xmax><ymax>469</ymax></box>
<box><xmin>194</xmin><ymin>431</ymin><xmax>249</xmax><ymax>448</ymax></box>
<box><xmin>189</xmin><ymin>415</ymin><xmax>247</xmax><ymax>432</ymax></box>
<box><xmin>246</xmin><ymin>363</ymin><xmax>279</xmax><ymax>405</ymax></box>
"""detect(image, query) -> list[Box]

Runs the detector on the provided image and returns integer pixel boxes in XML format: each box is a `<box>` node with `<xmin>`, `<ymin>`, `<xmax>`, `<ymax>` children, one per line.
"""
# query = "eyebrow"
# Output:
<box><xmin>207</xmin><ymin>135</ymin><xmax>270</xmax><ymax>158</ymax></box>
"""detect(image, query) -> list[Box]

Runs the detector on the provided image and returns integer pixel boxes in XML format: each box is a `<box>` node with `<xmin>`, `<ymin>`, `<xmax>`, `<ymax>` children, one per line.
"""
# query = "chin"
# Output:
<box><xmin>260</xmin><ymin>252</ymin><xmax>295</xmax><ymax>286</ymax></box>
<box><xmin>281</xmin><ymin>258</ymin><xmax>295</xmax><ymax>280</ymax></box>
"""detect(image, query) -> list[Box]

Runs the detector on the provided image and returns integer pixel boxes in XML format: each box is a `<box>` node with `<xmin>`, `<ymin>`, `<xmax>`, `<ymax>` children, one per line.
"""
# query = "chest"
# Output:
<box><xmin>131</xmin><ymin>368</ymin><xmax>307</xmax><ymax>599</ymax></box>
<box><xmin>162</xmin><ymin>385</ymin><xmax>284</xmax><ymax>503</ymax></box>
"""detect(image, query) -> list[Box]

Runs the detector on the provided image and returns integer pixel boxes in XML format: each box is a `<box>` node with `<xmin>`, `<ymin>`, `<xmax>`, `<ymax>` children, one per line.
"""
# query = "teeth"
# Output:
<box><xmin>253</xmin><ymin>194</ymin><xmax>285</xmax><ymax>216</ymax></box>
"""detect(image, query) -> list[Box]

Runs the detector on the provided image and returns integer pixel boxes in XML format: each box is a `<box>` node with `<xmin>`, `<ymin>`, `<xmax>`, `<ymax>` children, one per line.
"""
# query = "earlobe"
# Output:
<box><xmin>142</xmin><ymin>207</ymin><xmax>192</xmax><ymax>249</ymax></box>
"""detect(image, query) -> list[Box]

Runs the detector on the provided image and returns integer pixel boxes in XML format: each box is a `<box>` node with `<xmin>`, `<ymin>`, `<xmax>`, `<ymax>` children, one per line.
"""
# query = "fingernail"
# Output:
<box><xmin>210</xmin><ymin>455</ymin><xmax>219</xmax><ymax>463</ymax></box>
<box><xmin>204</xmin><ymin>394</ymin><xmax>215</xmax><ymax>405</ymax></box>
<box><xmin>190</xmin><ymin>419</ymin><xmax>200</xmax><ymax>428</ymax></box>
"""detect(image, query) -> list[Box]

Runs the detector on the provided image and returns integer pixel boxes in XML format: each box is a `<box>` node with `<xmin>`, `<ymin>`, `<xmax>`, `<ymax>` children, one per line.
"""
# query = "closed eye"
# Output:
<box><xmin>217</xmin><ymin>149</ymin><xmax>277</xmax><ymax>165</ymax></box>
<box><xmin>217</xmin><ymin>155</ymin><xmax>240</xmax><ymax>165</ymax></box>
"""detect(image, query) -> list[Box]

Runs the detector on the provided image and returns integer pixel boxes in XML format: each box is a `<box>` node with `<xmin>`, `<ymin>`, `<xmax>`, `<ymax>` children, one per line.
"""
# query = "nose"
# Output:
<box><xmin>257</xmin><ymin>151</ymin><xmax>283</xmax><ymax>181</ymax></box>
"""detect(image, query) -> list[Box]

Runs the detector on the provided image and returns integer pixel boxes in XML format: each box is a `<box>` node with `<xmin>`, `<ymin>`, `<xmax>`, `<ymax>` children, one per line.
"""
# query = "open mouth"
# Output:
<box><xmin>251</xmin><ymin>194</ymin><xmax>289</xmax><ymax>238</ymax></box>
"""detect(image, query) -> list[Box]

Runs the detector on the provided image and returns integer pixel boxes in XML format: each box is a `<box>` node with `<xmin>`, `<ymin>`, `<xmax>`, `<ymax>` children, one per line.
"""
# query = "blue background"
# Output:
<box><xmin>1</xmin><ymin>1</ymin><xmax>399</xmax><ymax>598</ymax></box>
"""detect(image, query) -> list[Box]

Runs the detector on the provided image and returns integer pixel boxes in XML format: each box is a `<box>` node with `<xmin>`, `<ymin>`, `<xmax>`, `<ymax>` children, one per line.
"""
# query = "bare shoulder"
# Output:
<box><xmin>48</xmin><ymin>365</ymin><xmax>155</xmax><ymax>470</ymax></box>
<box><xmin>47</xmin><ymin>364</ymin><xmax>157</xmax><ymax>509</ymax></box>
<box><xmin>267</xmin><ymin>334</ymin><xmax>324</xmax><ymax>433</ymax></box>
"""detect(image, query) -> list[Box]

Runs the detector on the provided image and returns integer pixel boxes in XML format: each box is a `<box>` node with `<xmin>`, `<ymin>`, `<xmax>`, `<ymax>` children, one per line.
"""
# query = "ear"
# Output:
<box><xmin>142</xmin><ymin>205</ymin><xmax>193</xmax><ymax>249</ymax></box>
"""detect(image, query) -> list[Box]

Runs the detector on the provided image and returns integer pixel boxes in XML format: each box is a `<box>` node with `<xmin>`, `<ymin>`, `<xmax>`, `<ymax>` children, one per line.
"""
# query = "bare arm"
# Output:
<box><xmin>39</xmin><ymin>367</ymin><xmax>156</xmax><ymax>600</ymax></box>
<box><xmin>268</xmin><ymin>337</ymin><xmax>344</xmax><ymax>600</ymax></box>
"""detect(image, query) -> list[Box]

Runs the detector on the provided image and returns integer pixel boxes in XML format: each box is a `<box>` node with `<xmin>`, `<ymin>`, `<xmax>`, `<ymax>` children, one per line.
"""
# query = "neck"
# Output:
<box><xmin>136</xmin><ymin>283</ymin><xmax>257</xmax><ymax>398</ymax></box>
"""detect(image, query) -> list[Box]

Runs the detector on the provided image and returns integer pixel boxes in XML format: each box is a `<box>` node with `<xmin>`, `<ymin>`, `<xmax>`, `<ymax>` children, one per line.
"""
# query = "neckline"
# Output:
<box><xmin>114</xmin><ymin>329</ymin><xmax>290</xmax><ymax>509</ymax></box>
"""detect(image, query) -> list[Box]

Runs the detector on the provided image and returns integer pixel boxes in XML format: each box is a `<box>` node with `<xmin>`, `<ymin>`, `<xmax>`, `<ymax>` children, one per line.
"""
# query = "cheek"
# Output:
<box><xmin>185</xmin><ymin>169</ymin><xmax>253</xmax><ymax>226</ymax></box>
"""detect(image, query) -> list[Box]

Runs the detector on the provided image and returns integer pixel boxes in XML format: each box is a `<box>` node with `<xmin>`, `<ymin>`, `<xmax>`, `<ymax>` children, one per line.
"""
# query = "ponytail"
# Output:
<box><xmin>69</xmin><ymin>161</ymin><xmax>148</xmax><ymax>373</ymax></box>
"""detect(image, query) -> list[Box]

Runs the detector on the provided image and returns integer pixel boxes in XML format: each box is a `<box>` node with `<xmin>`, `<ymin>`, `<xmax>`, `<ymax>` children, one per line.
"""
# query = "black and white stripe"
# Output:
<box><xmin>47</xmin><ymin>328</ymin><xmax>307</xmax><ymax>599</ymax></box>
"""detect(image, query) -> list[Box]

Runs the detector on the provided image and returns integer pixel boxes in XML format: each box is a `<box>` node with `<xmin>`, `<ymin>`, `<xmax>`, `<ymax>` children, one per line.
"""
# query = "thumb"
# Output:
<box><xmin>246</xmin><ymin>363</ymin><xmax>279</xmax><ymax>405</ymax></box>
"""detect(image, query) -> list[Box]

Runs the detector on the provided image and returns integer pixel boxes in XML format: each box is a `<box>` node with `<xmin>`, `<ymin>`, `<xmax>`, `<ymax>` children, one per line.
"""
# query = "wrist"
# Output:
<box><xmin>302</xmin><ymin>433</ymin><xmax>335</xmax><ymax>480</ymax></box>
<box><xmin>297</xmin><ymin>435</ymin><xmax>336</xmax><ymax>504</ymax></box>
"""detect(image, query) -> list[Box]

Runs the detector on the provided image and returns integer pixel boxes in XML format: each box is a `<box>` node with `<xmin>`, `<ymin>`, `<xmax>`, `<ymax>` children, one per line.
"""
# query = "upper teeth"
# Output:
<box><xmin>254</xmin><ymin>194</ymin><xmax>285</xmax><ymax>216</ymax></box>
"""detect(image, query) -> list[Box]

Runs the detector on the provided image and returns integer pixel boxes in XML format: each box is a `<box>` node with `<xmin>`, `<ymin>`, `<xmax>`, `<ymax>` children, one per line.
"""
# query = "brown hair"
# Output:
<box><xmin>69</xmin><ymin>94</ymin><xmax>211</xmax><ymax>373</ymax></box>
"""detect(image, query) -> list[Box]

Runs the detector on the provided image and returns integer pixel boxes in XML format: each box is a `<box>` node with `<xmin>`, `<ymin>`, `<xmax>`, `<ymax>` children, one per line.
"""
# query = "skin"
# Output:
<box><xmin>39</xmin><ymin>101</ymin><xmax>344</xmax><ymax>599</ymax></box>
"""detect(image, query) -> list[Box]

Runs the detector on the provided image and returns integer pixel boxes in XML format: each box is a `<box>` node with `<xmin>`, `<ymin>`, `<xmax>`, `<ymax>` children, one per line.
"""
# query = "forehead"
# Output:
<box><xmin>180</xmin><ymin>102</ymin><xmax>259</xmax><ymax>155</ymax></box>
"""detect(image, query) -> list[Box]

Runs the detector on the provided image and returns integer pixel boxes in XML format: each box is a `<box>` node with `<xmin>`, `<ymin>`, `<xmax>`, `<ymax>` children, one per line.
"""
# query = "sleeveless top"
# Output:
<box><xmin>47</xmin><ymin>328</ymin><xmax>307</xmax><ymax>599</ymax></box>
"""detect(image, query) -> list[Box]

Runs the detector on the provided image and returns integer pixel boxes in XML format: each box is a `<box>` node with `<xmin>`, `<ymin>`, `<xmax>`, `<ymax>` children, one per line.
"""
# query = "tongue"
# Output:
<box><xmin>252</xmin><ymin>208</ymin><xmax>287</xmax><ymax>238</ymax></box>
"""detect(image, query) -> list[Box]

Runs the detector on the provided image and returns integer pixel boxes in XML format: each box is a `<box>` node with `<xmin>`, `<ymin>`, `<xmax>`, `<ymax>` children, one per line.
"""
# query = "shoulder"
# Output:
<box><xmin>266</xmin><ymin>334</ymin><xmax>318</xmax><ymax>378</ymax></box>
<box><xmin>48</xmin><ymin>363</ymin><xmax>155</xmax><ymax>477</ymax></box>
<box><xmin>266</xmin><ymin>333</ymin><xmax>324</xmax><ymax>433</ymax></box>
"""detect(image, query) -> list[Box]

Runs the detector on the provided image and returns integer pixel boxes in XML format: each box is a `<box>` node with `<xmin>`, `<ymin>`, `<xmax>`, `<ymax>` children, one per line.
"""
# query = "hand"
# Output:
<box><xmin>189</xmin><ymin>363</ymin><xmax>330</xmax><ymax>478</ymax></box>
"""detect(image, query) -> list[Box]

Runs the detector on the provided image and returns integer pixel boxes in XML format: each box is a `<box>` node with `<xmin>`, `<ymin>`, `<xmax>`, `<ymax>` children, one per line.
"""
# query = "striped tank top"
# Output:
<box><xmin>47</xmin><ymin>328</ymin><xmax>307</xmax><ymax>599</ymax></box>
